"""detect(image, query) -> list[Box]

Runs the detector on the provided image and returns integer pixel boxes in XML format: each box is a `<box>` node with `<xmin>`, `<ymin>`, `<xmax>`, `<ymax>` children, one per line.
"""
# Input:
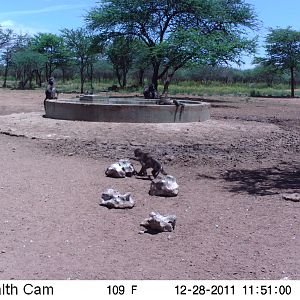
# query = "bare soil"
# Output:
<box><xmin>0</xmin><ymin>89</ymin><xmax>299</xmax><ymax>280</ymax></box>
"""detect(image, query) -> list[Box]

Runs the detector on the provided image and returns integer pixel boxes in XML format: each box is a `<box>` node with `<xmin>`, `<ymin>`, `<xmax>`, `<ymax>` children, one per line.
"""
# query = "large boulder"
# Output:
<box><xmin>105</xmin><ymin>159</ymin><xmax>135</xmax><ymax>178</ymax></box>
<box><xmin>100</xmin><ymin>188</ymin><xmax>135</xmax><ymax>209</ymax></box>
<box><xmin>149</xmin><ymin>175</ymin><xmax>179</xmax><ymax>197</ymax></box>
<box><xmin>140</xmin><ymin>212</ymin><xmax>176</xmax><ymax>232</ymax></box>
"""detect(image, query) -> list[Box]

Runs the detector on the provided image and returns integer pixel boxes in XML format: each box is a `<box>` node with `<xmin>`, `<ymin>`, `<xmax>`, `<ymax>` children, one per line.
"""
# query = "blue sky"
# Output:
<box><xmin>1</xmin><ymin>0</ymin><xmax>300</xmax><ymax>68</ymax></box>
<box><xmin>0</xmin><ymin>0</ymin><xmax>95</xmax><ymax>34</ymax></box>
<box><xmin>244</xmin><ymin>0</ymin><xmax>300</xmax><ymax>67</ymax></box>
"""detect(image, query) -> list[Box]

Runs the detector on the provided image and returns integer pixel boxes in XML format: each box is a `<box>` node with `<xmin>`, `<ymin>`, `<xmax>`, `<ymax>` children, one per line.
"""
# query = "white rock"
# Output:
<box><xmin>140</xmin><ymin>212</ymin><xmax>176</xmax><ymax>232</ymax></box>
<box><xmin>105</xmin><ymin>159</ymin><xmax>135</xmax><ymax>178</ymax></box>
<box><xmin>100</xmin><ymin>188</ymin><xmax>135</xmax><ymax>209</ymax></box>
<box><xmin>282</xmin><ymin>193</ymin><xmax>300</xmax><ymax>202</ymax></box>
<box><xmin>149</xmin><ymin>175</ymin><xmax>179</xmax><ymax>197</ymax></box>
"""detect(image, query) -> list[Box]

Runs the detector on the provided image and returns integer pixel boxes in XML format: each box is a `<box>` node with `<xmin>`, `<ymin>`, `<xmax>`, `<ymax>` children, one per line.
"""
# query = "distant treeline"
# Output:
<box><xmin>1</xmin><ymin>3</ymin><xmax>299</xmax><ymax>96</ymax></box>
<box><xmin>1</xmin><ymin>58</ymin><xmax>298</xmax><ymax>90</ymax></box>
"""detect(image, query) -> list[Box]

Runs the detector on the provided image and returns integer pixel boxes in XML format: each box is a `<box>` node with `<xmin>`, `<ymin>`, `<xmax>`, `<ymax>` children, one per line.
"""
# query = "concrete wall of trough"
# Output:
<box><xmin>45</xmin><ymin>99</ymin><xmax>210</xmax><ymax>123</ymax></box>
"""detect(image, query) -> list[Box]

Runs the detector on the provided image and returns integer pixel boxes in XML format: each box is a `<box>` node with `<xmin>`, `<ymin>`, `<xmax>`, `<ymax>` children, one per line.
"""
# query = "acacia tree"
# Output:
<box><xmin>30</xmin><ymin>33</ymin><xmax>65</xmax><ymax>81</ymax></box>
<box><xmin>86</xmin><ymin>0</ymin><xmax>257</xmax><ymax>94</ymax></box>
<box><xmin>12</xmin><ymin>49</ymin><xmax>46</xmax><ymax>89</ymax></box>
<box><xmin>0</xmin><ymin>26</ymin><xmax>12</xmax><ymax>48</ymax></box>
<box><xmin>132</xmin><ymin>41</ymin><xmax>151</xmax><ymax>87</ymax></box>
<box><xmin>61</xmin><ymin>28</ymin><xmax>98</xmax><ymax>93</ymax></box>
<box><xmin>1</xmin><ymin>32</ymin><xmax>31</xmax><ymax>87</ymax></box>
<box><xmin>107</xmin><ymin>37</ymin><xmax>136</xmax><ymax>87</ymax></box>
<box><xmin>259</xmin><ymin>27</ymin><xmax>300</xmax><ymax>97</ymax></box>
<box><xmin>1</xmin><ymin>28</ymin><xmax>14</xmax><ymax>87</ymax></box>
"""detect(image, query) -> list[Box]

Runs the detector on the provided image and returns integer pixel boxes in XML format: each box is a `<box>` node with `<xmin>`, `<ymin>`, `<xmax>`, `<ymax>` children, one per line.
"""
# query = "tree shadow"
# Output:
<box><xmin>222</xmin><ymin>164</ymin><xmax>300</xmax><ymax>196</ymax></box>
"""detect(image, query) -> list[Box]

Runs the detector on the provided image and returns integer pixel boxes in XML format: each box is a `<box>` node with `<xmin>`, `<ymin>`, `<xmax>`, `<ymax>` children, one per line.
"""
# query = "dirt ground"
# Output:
<box><xmin>0</xmin><ymin>89</ymin><xmax>299</xmax><ymax>280</ymax></box>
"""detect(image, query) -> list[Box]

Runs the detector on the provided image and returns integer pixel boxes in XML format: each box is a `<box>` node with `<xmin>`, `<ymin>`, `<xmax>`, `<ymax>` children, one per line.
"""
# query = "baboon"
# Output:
<box><xmin>44</xmin><ymin>77</ymin><xmax>58</xmax><ymax>100</ymax></box>
<box><xmin>156</xmin><ymin>97</ymin><xmax>185</xmax><ymax>107</ymax></box>
<box><xmin>156</xmin><ymin>97</ymin><xmax>173</xmax><ymax>105</ymax></box>
<box><xmin>143</xmin><ymin>84</ymin><xmax>159</xmax><ymax>99</ymax></box>
<box><xmin>132</xmin><ymin>148</ymin><xmax>167</xmax><ymax>178</ymax></box>
<box><xmin>44</xmin><ymin>77</ymin><xmax>58</xmax><ymax>110</ymax></box>
<box><xmin>173</xmin><ymin>99</ymin><xmax>185</xmax><ymax>107</ymax></box>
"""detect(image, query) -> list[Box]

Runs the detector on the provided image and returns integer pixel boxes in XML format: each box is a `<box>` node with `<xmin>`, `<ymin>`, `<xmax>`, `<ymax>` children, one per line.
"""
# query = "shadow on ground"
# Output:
<box><xmin>222</xmin><ymin>164</ymin><xmax>300</xmax><ymax>196</ymax></box>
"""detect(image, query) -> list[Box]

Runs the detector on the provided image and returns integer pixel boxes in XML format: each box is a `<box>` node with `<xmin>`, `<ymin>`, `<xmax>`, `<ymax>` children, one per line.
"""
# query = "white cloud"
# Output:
<box><xmin>0</xmin><ymin>20</ymin><xmax>42</xmax><ymax>35</ymax></box>
<box><xmin>0</xmin><ymin>4</ymin><xmax>86</xmax><ymax>18</ymax></box>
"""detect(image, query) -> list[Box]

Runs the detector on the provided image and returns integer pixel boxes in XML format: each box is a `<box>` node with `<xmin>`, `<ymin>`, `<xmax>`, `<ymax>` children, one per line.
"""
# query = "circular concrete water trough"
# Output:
<box><xmin>44</xmin><ymin>96</ymin><xmax>210</xmax><ymax>123</ymax></box>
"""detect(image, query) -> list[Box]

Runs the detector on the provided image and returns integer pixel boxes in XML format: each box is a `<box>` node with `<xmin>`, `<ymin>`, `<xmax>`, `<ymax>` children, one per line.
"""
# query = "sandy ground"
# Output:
<box><xmin>0</xmin><ymin>89</ymin><xmax>299</xmax><ymax>280</ymax></box>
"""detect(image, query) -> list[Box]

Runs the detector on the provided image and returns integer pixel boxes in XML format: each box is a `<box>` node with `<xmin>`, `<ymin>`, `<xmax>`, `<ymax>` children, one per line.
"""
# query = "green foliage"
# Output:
<box><xmin>264</xmin><ymin>27</ymin><xmax>300</xmax><ymax>69</ymax></box>
<box><xmin>0</xmin><ymin>27</ymin><xmax>14</xmax><ymax>87</ymax></box>
<box><xmin>30</xmin><ymin>33</ymin><xmax>66</xmax><ymax>79</ymax></box>
<box><xmin>1</xmin><ymin>31</ymin><xmax>31</xmax><ymax>87</ymax></box>
<box><xmin>60</xmin><ymin>28</ymin><xmax>95</xmax><ymax>60</ymax></box>
<box><xmin>0</xmin><ymin>26</ymin><xmax>13</xmax><ymax>49</ymax></box>
<box><xmin>60</xmin><ymin>28</ymin><xmax>100</xmax><ymax>93</ymax></box>
<box><xmin>256</xmin><ymin>27</ymin><xmax>300</xmax><ymax>97</ymax></box>
<box><xmin>12</xmin><ymin>49</ymin><xmax>46</xmax><ymax>89</ymax></box>
<box><xmin>86</xmin><ymin>0</ymin><xmax>258</xmax><ymax>91</ymax></box>
<box><xmin>165</xmin><ymin>81</ymin><xmax>298</xmax><ymax>97</ymax></box>
<box><xmin>54</xmin><ymin>74</ymin><xmax>298</xmax><ymax>98</ymax></box>
<box><xmin>107</xmin><ymin>37</ymin><xmax>137</xmax><ymax>87</ymax></box>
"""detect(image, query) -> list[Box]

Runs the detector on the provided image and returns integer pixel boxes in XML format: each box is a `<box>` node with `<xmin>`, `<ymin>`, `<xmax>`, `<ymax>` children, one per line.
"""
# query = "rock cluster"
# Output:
<box><xmin>102</xmin><ymin>154</ymin><xmax>179</xmax><ymax>233</ymax></box>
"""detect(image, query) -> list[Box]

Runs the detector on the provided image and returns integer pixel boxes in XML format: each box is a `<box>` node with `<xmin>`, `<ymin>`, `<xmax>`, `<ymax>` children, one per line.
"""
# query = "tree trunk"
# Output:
<box><xmin>151</xmin><ymin>63</ymin><xmax>160</xmax><ymax>90</ymax></box>
<box><xmin>36</xmin><ymin>71</ymin><xmax>42</xmax><ymax>87</ymax></box>
<box><xmin>80</xmin><ymin>68</ymin><xmax>84</xmax><ymax>94</ymax></box>
<box><xmin>161</xmin><ymin>67</ymin><xmax>180</xmax><ymax>98</ymax></box>
<box><xmin>90</xmin><ymin>63</ymin><xmax>94</xmax><ymax>92</ymax></box>
<box><xmin>2</xmin><ymin>63</ymin><xmax>9</xmax><ymax>88</ymax></box>
<box><xmin>122</xmin><ymin>68</ymin><xmax>127</xmax><ymax>88</ymax></box>
<box><xmin>45</xmin><ymin>63</ymin><xmax>49</xmax><ymax>81</ymax></box>
<box><xmin>290</xmin><ymin>67</ymin><xmax>295</xmax><ymax>98</ymax></box>
<box><xmin>29</xmin><ymin>72</ymin><xmax>33</xmax><ymax>89</ymax></box>
<box><xmin>138</xmin><ymin>69</ymin><xmax>144</xmax><ymax>87</ymax></box>
<box><xmin>161</xmin><ymin>72</ymin><xmax>174</xmax><ymax>98</ymax></box>
<box><xmin>62</xmin><ymin>68</ymin><xmax>66</xmax><ymax>84</ymax></box>
<box><xmin>116</xmin><ymin>67</ymin><xmax>122</xmax><ymax>87</ymax></box>
<box><xmin>49</xmin><ymin>62</ymin><xmax>53</xmax><ymax>78</ymax></box>
<box><xmin>80</xmin><ymin>58</ymin><xmax>85</xmax><ymax>94</ymax></box>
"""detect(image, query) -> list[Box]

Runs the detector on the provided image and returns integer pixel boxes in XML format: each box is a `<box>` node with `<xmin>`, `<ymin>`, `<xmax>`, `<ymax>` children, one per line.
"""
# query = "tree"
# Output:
<box><xmin>107</xmin><ymin>37</ymin><xmax>136</xmax><ymax>87</ymax></box>
<box><xmin>1</xmin><ymin>28</ymin><xmax>14</xmax><ymax>87</ymax></box>
<box><xmin>12</xmin><ymin>49</ymin><xmax>46</xmax><ymax>89</ymax></box>
<box><xmin>86</xmin><ymin>0</ymin><xmax>257</xmax><ymax>94</ymax></box>
<box><xmin>131</xmin><ymin>41</ymin><xmax>152</xmax><ymax>87</ymax></box>
<box><xmin>0</xmin><ymin>26</ymin><xmax>12</xmax><ymax>49</ymax></box>
<box><xmin>258</xmin><ymin>27</ymin><xmax>300</xmax><ymax>97</ymax></box>
<box><xmin>252</xmin><ymin>58</ymin><xmax>282</xmax><ymax>87</ymax></box>
<box><xmin>61</xmin><ymin>28</ymin><xmax>98</xmax><ymax>93</ymax></box>
<box><xmin>31</xmin><ymin>33</ymin><xmax>65</xmax><ymax>81</ymax></box>
<box><xmin>1</xmin><ymin>32</ymin><xmax>30</xmax><ymax>87</ymax></box>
